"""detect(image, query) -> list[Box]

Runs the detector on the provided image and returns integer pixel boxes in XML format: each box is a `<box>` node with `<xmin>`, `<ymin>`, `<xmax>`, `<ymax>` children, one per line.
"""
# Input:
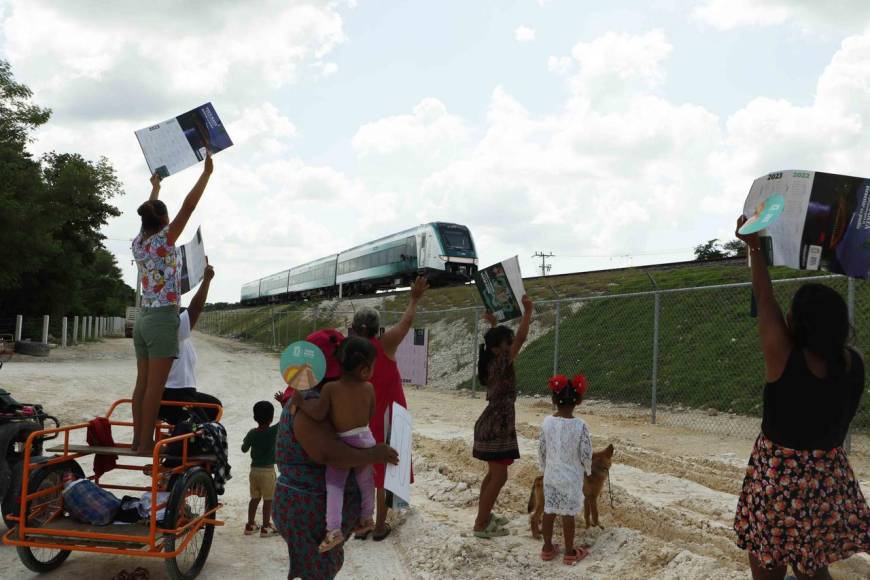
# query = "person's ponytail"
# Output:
<box><xmin>477</xmin><ymin>325</ymin><xmax>516</xmax><ymax>387</ymax></box>
<box><xmin>137</xmin><ymin>200</ymin><xmax>168</xmax><ymax>235</ymax></box>
<box><xmin>477</xmin><ymin>344</ymin><xmax>491</xmax><ymax>386</ymax></box>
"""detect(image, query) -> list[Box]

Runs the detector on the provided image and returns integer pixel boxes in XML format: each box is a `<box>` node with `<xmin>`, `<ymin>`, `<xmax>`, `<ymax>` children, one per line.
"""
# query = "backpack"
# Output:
<box><xmin>63</xmin><ymin>479</ymin><xmax>120</xmax><ymax>526</ymax></box>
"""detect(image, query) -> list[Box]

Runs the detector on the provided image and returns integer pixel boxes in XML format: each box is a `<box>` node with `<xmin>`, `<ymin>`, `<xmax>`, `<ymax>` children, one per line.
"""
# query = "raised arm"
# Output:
<box><xmin>292</xmin><ymin>384</ymin><xmax>333</xmax><ymax>422</ymax></box>
<box><xmin>736</xmin><ymin>216</ymin><xmax>792</xmax><ymax>381</ymax></box>
<box><xmin>293</xmin><ymin>411</ymin><xmax>398</xmax><ymax>469</ymax></box>
<box><xmin>381</xmin><ymin>276</ymin><xmax>429</xmax><ymax>357</ymax></box>
<box><xmin>510</xmin><ymin>295</ymin><xmax>534</xmax><ymax>360</ymax></box>
<box><xmin>168</xmin><ymin>152</ymin><xmax>213</xmax><ymax>246</ymax></box>
<box><xmin>186</xmin><ymin>260</ymin><xmax>213</xmax><ymax>330</ymax></box>
<box><xmin>149</xmin><ymin>172</ymin><xmax>161</xmax><ymax>201</ymax></box>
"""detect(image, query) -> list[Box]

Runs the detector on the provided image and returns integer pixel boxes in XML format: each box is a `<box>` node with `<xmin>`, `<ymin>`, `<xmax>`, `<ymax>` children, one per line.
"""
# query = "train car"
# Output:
<box><xmin>336</xmin><ymin>222</ymin><xmax>476</xmax><ymax>295</ymax></box>
<box><xmin>288</xmin><ymin>255</ymin><xmax>338</xmax><ymax>297</ymax></box>
<box><xmin>239</xmin><ymin>222</ymin><xmax>477</xmax><ymax>304</ymax></box>
<box><xmin>259</xmin><ymin>269</ymin><xmax>291</xmax><ymax>303</ymax></box>
<box><xmin>240</xmin><ymin>279</ymin><xmax>262</xmax><ymax>304</ymax></box>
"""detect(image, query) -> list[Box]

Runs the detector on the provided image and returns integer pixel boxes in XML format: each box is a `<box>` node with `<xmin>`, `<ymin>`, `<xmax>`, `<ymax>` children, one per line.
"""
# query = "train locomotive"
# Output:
<box><xmin>241</xmin><ymin>222</ymin><xmax>477</xmax><ymax>305</ymax></box>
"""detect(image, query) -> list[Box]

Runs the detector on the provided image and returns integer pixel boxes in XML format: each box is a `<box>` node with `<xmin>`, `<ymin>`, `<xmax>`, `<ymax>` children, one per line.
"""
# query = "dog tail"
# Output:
<box><xmin>527</xmin><ymin>484</ymin><xmax>534</xmax><ymax>513</ymax></box>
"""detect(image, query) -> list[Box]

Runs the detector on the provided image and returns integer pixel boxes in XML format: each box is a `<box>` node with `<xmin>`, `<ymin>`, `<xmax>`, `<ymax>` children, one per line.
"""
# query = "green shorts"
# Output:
<box><xmin>133</xmin><ymin>306</ymin><xmax>180</xmax><ymax>359</ymax></box>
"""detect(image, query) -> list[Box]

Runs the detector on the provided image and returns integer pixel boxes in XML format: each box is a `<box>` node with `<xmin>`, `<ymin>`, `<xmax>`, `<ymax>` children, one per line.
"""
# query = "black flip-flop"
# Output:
<box><xmin>372</xmin><ymin>524</ymin><xmax>392</xmax><ymax>542</ymax></box>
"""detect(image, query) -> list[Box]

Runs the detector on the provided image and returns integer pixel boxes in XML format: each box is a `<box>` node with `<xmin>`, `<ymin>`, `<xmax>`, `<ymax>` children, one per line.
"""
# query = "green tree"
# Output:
<box><xmin>722</xmin><ymin>239</ymin><xmax>748</xmax><ymax>258</ymax></box>
<box><xmin>693</xmin><ymin>239</ymin><xmax>727</xmax><ymax>261</ymax></box>
<box><xmin>0</xmin><ymin>59</ymin><xmax>133</xmax><ymax>317</ymax></box>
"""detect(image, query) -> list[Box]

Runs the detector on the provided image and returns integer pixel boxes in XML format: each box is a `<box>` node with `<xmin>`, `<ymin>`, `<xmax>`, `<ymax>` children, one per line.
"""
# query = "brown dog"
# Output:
<box><xmin>528</xmin><ymin>444</ymin><xmax>615</xmax><ymax>539</ymax></box>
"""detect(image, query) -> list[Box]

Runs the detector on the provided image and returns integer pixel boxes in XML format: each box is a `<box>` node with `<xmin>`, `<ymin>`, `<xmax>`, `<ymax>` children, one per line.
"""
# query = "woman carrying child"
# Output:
<box><xmin>734</xmin><ymin>216</ymin><xmax>869</xmax><ymax>580</ymax></box>
<box><xmin>472</xmin><ymin>295</ymin><xmax>534</xmax><ymax>538</ymax></box>
<box><xmin>292</xmin><ymin>336</ymin><xmax>378</xmax><ymax>552</ymax></box>
<box><xmin>538</xmin><ymin>374</ymin><xmax>592</xmax><ymax>565</ymax></box>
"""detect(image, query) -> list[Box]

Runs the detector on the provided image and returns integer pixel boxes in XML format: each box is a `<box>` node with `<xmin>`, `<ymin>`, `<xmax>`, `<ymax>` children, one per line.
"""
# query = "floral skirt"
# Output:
<box><xmin>734</xmin><ymin>434</ymin><xmax>870</xmax><ymax>574</ymax></box>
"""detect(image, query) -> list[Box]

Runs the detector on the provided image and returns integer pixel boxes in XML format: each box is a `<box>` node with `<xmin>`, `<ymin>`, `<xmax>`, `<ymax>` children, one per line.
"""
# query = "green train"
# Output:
<box><xmin>241</xmin><ymin>222</ymin><xmax>477</xmax><ymax>304</ymax></box>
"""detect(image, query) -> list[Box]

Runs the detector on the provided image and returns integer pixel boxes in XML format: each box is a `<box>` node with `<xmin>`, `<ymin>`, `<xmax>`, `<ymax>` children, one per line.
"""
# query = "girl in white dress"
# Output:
<box><xmin>538</xmin><ymin>373</ymin><xmax>593</xmax><ymax>566</ymax></box>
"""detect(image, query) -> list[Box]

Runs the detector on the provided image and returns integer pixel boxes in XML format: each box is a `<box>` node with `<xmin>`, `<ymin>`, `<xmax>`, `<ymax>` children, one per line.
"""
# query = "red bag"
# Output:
<box><xmin>86</xmin><ymin>417</ymin><xmax>117</xmax><ymax>478</ymax></box>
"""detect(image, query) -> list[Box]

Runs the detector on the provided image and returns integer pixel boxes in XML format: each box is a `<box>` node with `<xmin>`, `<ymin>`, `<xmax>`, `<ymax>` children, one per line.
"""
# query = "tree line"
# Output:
<box><xmin>0</xmin><ymin>60</ymin><xmax>133</xmax><ymax>318</ymax></box>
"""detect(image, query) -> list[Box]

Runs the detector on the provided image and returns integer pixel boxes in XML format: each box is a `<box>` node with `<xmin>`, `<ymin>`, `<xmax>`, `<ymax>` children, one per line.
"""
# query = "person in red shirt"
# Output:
<box><xmin>351</xmin><ymin>276</ymin><xmax>428</xmax><ymax>540</ymax></box>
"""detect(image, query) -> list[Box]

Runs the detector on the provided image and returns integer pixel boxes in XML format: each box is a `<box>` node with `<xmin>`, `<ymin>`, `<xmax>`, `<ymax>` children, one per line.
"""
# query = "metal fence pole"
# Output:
<box><xmin>41</xmin><ymin>315</ymin><xmax>50</xmax><ymax>344</ymax></box>
<box><xmin>72</xmin><ymin>316</ymin><xmax>79</xmax><ymax>345</ymax></box>
<box><xmin>471</xmin><ymin>308</ymin><xmax>480</xmax><ymax>398</ymax></box>
<box><xmin>846</xmin><ymin>277</ymin><xmax>855</xmax><ymax>454</ymax></box>
<box><xmin>651</xmin><ymin>291</ymin><xmax>660</xmax><ymax>425</ymax></box>
<box><xmin>553</xmin><ymin>300</ymin><xmax>561</xmax><ymax>375</ymax></box>
<box><xmin>15</xmin><ymin>315</ymin><xmax>22</xmax><ymax>342</ymax></box>
<box><xmin>271</xmin><ymin>308</ymin><xmax>277</xmax><ymax>351</ymax></box>
<box><xmin>61</xmin><ymin>317</ymin><xmax>68</xmax><ymax>348</ymax></box>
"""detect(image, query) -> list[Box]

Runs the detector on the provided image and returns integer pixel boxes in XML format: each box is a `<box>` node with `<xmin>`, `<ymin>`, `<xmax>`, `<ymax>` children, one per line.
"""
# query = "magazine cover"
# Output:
<box><xmin>178</xmin><ymin>227</ymin><xmax>206</xmax><ymax>294</ymax></box>
<box><xmin>135</xmin><ymin>102</ymin><xmax>233</xmax><ymax>178</ymax></box>
<box><xmin>474</xmin><ymin>256</ymin><xmax>526</xmax><ymax>322</ymax></box>
<box><xmin>742</xmin><ymin>170</ymin><xmax>870</xmax><ymax>277</ymax></box>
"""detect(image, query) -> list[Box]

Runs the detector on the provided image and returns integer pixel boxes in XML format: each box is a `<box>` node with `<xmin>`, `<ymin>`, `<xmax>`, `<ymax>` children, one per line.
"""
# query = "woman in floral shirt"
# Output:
<box><xmin>131</xmin><ymin>152</ymin><xmax>213</xmax><ymax>455</ymax></box>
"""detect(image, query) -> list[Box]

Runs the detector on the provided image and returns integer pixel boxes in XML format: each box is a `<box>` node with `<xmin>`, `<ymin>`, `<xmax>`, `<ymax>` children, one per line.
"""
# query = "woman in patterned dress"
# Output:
<box><xmin>130</xmin><ymin>152</ymin><xmax>212</xmax><ymax>455</ymax></box>
<box><xmin>734</xmin><ymin>215</ymin><xmax>869</xmax><ymax>579</ymax></box>
<box><xmin>272</xmin><ymin>329</ymin><xmax>398</xmax><ymax>580</ymax></box>
<box><xmin>472</xmin><ymin>295</ymin><xmax>533</xmax><ymax>538</ymax></box>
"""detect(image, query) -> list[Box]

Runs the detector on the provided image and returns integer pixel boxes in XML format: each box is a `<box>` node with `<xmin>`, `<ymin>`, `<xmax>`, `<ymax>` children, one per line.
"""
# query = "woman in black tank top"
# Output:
<box><xmin>733</xmin><ymin>215</ymin><xmax>869</xmax><ymax>580</ymax></box>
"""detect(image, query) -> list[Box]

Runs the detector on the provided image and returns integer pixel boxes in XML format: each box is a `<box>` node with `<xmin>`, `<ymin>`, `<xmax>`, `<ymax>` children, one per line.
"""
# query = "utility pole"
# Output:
<box><xmin>532</xmin><ymin>252</ymin><xmax>555</xmax><ymax>276</ymax></box>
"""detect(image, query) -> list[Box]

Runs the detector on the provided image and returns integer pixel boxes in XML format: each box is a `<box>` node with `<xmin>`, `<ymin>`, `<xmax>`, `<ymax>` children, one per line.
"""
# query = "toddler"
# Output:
<box><xmin>538</xmin><ymin>374</ymin><xmax>593</xmax><ymax>566</ymax></box>
<box><xmin>241</xmin><ymin>401</ymin><xmax>278</xmax><ymax>537</ymax></box>
<box><xmin>293</xmin><ymin>336</ymin><xmax>376</xmax><ymax>552</ymax></box>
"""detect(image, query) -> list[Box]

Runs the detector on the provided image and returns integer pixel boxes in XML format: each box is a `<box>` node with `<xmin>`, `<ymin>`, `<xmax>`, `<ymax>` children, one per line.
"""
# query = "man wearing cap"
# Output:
<box><xmin>351</xmin><ymin>275</ymin><xmax>429</xmax><ymax>540</ymax></box>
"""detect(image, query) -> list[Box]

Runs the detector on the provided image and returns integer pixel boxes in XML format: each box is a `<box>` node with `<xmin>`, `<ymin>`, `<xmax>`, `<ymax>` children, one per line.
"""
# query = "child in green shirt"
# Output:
<box><xmin>242</xmin><ymin>401</ymin><xmax>278</xmax><ymax>537</ymax></box>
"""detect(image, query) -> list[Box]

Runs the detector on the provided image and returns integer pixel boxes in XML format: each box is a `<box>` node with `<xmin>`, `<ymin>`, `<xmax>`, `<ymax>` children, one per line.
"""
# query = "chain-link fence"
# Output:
<box><xmin>197</xmin><ymin>275</ymin><xmax>870</xmax><ymax>446</ymax></box>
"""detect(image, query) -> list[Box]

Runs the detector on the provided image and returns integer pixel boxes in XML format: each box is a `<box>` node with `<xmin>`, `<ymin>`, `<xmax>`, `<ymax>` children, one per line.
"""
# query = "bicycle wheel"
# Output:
<box><xmin>15</xmin><ymin>461</ymin><xmax>83</xmax><ymax>572</ymax></box>
<box><xmin>163</xmin><ymin>467</ymin><xmax>217</xmax><ymax>580</ymax></box>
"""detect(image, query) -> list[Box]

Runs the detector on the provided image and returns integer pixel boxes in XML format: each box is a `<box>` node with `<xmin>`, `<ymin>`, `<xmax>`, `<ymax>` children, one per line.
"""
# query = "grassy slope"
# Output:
<box><xmin>202</xmin><ymin>259</ymin><xmax>869</xmax><ymax>430</ymax></box>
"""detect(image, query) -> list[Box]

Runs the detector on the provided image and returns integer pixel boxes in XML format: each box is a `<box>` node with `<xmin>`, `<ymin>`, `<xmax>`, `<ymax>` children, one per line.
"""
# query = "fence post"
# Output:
<box><xmin>553</xmin><ymin>300</ymin><xmax>561</xmax><ymax>375</ymax></box>
<box><xmin>271</xmin><ymin>307</ymin><xmax>277</xmax><ymax>351</ymax></box>
<box><xmin>86</xmin><ymin>316</ymin><xmax>91</xmax><ymax>339</ymax></box>
<box><xmin>651</xmin><ymin>291</ymin><xmax>660</xmax><ymax>425</ymax></box>
<box><xmin>846</xmin><ymin>277</ymin><xmax>855</xmax><ymax>454</ymax></box>
<box><xmin>61</xmin><ymin>317</ymin><xmax>68</xmax><ymax>348</ymax></box>
<box><xmin>42</xmin><ymin>315</ymin><xmax>50</xmax><ymax>344</ymax></box>
<box><xmin>15</xmin><ymin>315</ymin><xmax>22</xmax><ymax>342</ymax></box>
<box><xmin>72</xmin><ymin>316</ymin><xmax>79</xmax><ymax>345</ymax></box>
<box><xmin>471</xmin><ymin>308</ymin><xmax>480</xmax><ymax>398</ymax></box>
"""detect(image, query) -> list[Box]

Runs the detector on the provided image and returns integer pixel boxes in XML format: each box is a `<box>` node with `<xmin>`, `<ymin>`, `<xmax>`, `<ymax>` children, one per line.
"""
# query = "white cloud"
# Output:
<box><xmin>514</xmin><ymin>25</ymin><xmax>536</xmax><ymax>43</ymax></box>
<box><xmin>693</xmin><ymin>0</ymin><xmax>870</xmax><ymax>32</ymax></box>
<box><xmin>561</xmin><ymin>30</ymin><xmax>673</xmax><ymax>104</ymax></box>
<box><xmin>2</xmin><ymin>1</ymin><xmax>346</xmax><ymax>120</ymax></box>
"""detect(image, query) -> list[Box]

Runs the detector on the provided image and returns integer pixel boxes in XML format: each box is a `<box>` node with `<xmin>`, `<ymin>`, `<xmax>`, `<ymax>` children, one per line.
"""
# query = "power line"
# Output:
<box><xmin>532</xmin><ymin>251</ymin><xmax>555</xmax><ymax>276</ymax></box>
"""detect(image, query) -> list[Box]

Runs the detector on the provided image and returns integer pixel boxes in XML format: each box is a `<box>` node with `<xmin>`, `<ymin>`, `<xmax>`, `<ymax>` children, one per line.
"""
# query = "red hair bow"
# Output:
<box><xmin>547</xmin><ymin>374</ymin><xmax>569</xmax><ymax>392</ymax></box>
<box><xmin>572</xmin><ymin>374</ymin><xmax>588</xmax><ymax>397</ymax></box>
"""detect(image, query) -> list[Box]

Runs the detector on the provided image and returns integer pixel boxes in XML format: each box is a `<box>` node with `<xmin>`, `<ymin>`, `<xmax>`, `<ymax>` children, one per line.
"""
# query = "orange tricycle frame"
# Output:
<box><xmin>2</xmin><ymin>398</ymin><xmax>225</xmax><ymax>561</ymax></box>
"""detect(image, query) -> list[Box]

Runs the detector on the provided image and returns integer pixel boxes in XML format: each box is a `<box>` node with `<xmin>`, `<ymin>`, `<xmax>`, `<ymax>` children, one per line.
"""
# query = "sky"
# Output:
<box><xmin>4</xmin><ymin>0</ymin><xmax>870</xmax><ymax>303</ymax></box>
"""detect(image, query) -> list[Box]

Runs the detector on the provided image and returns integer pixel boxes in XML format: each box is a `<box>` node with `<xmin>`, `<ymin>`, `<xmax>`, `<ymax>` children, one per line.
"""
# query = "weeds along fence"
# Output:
<box><xmin>197</xmin><ymin>275</ymin><xmax>870</xmax><ymax>443</ymax></box>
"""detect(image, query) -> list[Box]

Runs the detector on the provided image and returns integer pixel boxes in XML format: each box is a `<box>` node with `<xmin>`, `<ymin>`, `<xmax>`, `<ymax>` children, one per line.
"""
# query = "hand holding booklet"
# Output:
<box><xmin>135</xmin><ymin>102</ymin><xmax>233</xmax><ymax>179</ymax></box>
<box><xmin>474</xmin><ymin>256</ymin><xmax>526</xmax><ymax>322</ymax></box>
<box><xmin>742</xmin><ymin>170</ymin><xmax>870</xmax><ymax>278</ymax></box>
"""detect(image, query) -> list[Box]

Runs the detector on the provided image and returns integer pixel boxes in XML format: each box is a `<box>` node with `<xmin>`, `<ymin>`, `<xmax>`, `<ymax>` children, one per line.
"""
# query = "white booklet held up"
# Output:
<box><xmin>384</xmin><ymin>403</ymin><xmax>413</xmax><ymax>504</ymax></box>
<box><xmin>178</xmin><ymin>227</ymin><xmax>206</xmax><ymax>294</ymax></box>
<box><xmin>474</xmin><ymin>256</ymin><xmax>526</xmax><ymax>322</ymax></box>
<box><xmin>742</xmin><ymin>170</ymin><xmax>870</xmax><ymax>277</ymax></box>
<box><xmin>135</xmin><ymin>102</ymin><xmax>233</xmax><ymax>179</ymax></box>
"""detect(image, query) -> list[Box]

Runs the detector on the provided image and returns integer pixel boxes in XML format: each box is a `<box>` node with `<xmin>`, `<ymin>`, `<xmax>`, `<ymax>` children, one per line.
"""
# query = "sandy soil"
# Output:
<box><xmin>0</xmin><ymin>336</ymin><xmax>868</xmax><ymax>580</ymax></box>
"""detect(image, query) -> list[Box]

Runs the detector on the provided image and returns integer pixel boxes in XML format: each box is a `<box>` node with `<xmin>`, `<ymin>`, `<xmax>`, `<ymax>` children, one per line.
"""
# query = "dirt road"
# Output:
<box><xmin>1</xmin><ymin>335</ymin><xmax>868</xmax><ymax>579</ymax></box>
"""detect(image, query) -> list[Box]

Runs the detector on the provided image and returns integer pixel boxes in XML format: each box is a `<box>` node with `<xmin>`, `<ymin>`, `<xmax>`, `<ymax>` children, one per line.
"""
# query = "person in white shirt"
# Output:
<box><xmin>159</xmin><ymin>262</ymin><xmax>222</xmax><ymax>424</ymax></box>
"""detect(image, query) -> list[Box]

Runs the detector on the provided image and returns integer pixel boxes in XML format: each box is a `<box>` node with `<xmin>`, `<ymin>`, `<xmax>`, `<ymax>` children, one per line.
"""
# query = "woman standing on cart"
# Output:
<box><xmin>131</xmin><ymin>153</ymin><xmax>213</xmax><ymax>455</ymax></box>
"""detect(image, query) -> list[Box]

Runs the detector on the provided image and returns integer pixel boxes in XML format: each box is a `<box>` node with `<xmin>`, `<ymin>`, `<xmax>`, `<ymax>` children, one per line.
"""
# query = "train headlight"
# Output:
<box><xmin>438</xmin><ymin>255</ymin><xmax>449</xmax><ymax>262</ymax></box>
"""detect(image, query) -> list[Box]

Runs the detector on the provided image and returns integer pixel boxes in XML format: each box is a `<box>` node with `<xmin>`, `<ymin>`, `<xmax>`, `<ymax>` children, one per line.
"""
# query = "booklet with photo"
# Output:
<box><xmin>742</xmin><ymin>170</ymin><xmax>870</xmax><ymax>278</ymax></box>
<box><xmin>135</xmin><ymin>102</ymin><xmax>233</xmax><ymax>178</ymax></box>
<box><xmin>178</xmin><ymin>227</ymin><xmax>206</xmax><ymax>294</ymax></box>
<box><xmin>474</xmin><ymin>256</ymin><xmax>526</xmax><ymax>322</ymax></box>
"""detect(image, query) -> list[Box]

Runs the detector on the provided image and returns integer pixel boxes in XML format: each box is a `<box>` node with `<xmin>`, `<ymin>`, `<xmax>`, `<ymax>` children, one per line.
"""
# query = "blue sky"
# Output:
<box><xmin>4</xmin><ymin>0</ymin><xmax>870</xmax><ymax>302</ymax></box>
